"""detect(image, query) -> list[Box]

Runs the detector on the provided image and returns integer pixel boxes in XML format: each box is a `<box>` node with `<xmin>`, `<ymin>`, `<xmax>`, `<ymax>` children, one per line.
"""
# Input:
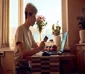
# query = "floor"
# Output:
<box><xmin>4</xmin><ymin>73</ymin><xmax>12</xmax><ymax>74</ymax></box>
<box><xmin>4</xmin><ymin>72</ymin><xmax>79</xmax><ymax>74</ymax></box>
<box><xmin>3</xmin><ymin>69</ymin><xmax>79</xmax><ymax>74</ymax></box>
<box><xmin>4</xmin><ymin>71</ymin><xmax>13</xmax><ymax>74</ymax></box>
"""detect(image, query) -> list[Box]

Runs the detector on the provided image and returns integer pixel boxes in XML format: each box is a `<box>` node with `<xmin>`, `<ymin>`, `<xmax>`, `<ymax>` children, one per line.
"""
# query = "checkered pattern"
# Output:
<box><xmin>31</xmin><ymin>56</ymin><xmax>60</xmax><ymax>74</ymax></box>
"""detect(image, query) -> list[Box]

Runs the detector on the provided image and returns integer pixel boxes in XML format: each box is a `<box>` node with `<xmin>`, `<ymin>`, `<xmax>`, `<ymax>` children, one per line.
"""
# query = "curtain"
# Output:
<box><xmin>0</xmin><ymin>0</ymin><xmax>9</xmax><ymax>48</ymax></box>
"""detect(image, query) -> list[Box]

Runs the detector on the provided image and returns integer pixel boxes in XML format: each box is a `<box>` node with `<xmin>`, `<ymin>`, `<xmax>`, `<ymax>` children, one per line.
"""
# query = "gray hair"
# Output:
<box><xmin>25</xmin><ymin>3</ymin><xmax>38</xmax><ymax>19</ymax></box>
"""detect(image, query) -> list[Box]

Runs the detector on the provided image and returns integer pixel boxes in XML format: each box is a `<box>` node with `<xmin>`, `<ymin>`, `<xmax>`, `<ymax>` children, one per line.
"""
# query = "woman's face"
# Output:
<box><xmin>27</xmin><ymin>13</ymin><xmax>36</xmax><ymax>26</ymax></box>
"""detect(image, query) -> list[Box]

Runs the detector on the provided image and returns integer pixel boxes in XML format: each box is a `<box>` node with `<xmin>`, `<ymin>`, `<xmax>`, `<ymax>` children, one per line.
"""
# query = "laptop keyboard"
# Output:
<box><xmin>42</xmin><ymin>51</ymin><xmax>62</xmax><ymax>56</ymax></box>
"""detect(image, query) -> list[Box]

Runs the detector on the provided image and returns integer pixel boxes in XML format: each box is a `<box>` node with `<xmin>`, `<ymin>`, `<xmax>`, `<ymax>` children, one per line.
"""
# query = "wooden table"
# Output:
<box><xmin>31</xmin><ymin>52</ymin><xmax>76</xmax><ymax>74</ymax></box>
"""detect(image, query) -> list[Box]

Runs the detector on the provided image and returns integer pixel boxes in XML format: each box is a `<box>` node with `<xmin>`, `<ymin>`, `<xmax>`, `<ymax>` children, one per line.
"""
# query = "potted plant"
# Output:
<box><xmin>77</xmin><ymin>8</ymin><xmax>85</xmax><ymax>43</ymax></box>
<box><xmin>36</xmin><ymin>15</ymin><xmax>47</xmax><ymax>41</ymax></box>
<box><xmin>52</xmin><ymin>21</ymin><xmax>61</xmax><ymax>47</ymax></box>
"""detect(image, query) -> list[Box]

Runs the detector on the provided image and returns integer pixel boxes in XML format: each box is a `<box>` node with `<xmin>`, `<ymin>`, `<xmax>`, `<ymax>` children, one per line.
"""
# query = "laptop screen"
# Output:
<box><xmin>60</xmin><ymin>32</ymin><xmax>68</xmax><ymax>52</ymax></box>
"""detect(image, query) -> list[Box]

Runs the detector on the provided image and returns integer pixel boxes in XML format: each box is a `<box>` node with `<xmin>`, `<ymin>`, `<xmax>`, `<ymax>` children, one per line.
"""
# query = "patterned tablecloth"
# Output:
<box><xmin>31</xmin><ymin>55</ymin><xmax>60</xmax><ymax>74</ymax></box>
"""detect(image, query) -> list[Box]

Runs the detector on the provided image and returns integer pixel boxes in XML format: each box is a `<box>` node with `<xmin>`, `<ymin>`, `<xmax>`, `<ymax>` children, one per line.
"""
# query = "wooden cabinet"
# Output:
<box><xmin>76</xmin><ymin>44</ymin><xmax>85</xmax><ymax>74</ymax></box>
<box><xmin>60</xmin><ymin>56</ymin><xmax>76</xmax><ymax>74</ymax></box>
<box><xmin>0</xmin><ymin>49</ymin><xmax>14</xmax><ymax>73</ymax></box>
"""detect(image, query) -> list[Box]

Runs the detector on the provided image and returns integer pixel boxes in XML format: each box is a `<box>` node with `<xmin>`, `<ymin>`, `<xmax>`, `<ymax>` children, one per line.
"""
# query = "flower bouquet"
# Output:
<box><xmin>52</xmin><ymin>21</ymin><xmax>61</xmax><ymax>36</ymax></box>
<box><xmin>36</xmin><ymin>15</ymin><xmax>47</xmax><ymax>41</ymax></box>
<box><xmin>52</xmin><ymin>21</ymin><xmax>61</xmax><ymax>47</ymax></box>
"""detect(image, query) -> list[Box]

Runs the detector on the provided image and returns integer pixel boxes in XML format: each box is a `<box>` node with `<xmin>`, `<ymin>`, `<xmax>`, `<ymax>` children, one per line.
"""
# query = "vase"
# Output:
<box><xmin>53</xmin><ymin>35</ymin><xmax>61</xmax><ymax>51</ymax></box>
<box><xmin>39</xmin><ymin>32</ymin><xmax>42</xmax><ymax>42</ymax></box>
<box><xmin>53</xmin><ymin>35</ymin><xmax>61</xmax><ymax>47</ymax></box>
<box><xmin>79</xmin><ymin>30</ymin><xmax>85</xmax><ymax>43</ymax></box>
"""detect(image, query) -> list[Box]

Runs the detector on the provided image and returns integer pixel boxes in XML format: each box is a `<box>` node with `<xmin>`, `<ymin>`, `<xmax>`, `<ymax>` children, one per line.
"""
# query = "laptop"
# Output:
<box><xmin>42</xmin><ymin>32</ymin><xmax>68</xmax><ymax>55</ymax></box>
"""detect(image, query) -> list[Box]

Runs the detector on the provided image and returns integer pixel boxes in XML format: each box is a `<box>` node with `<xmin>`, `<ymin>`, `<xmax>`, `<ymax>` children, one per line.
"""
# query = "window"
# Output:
<box><xmin>24</xmin><ymin>0</ymin><xmax>62</xmax><ymax>42</ymax></box>
<box><xmin>9</xmin><ymin>0</ymin><xmax>18</xmax><ymax>48</ymax></box>
<box><xmin>9</xmin><ymin>0</ymin><xmax>62</xmax><ymax>47</ymax></box>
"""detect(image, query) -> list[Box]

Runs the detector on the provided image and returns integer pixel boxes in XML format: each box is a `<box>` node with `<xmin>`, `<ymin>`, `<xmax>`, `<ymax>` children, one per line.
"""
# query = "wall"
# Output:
<box><xmin>68</xmin><ymin>0</ymin><xmax>85</xmax><ymax>53</ymax></box>
<box><xmin>62</xmin><ymin>0</ymin><xmax>85</xmax><ymax>53</ymax></box>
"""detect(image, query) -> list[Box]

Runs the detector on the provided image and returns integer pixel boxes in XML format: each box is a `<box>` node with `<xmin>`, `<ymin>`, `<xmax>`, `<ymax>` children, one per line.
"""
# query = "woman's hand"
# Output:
<box><xmin>39</xmin><ymin>36</ymin><xmax>48</xmax><ymax>51</ymax></box>
<box><xmin>39</xmin><ymin>41</ymin><xmax>45</xmax><ymax>51</ymax></box>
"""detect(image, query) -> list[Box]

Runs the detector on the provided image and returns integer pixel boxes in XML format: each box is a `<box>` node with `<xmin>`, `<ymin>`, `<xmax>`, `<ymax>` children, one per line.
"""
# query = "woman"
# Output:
<box><xmin>14</xmin><ymin>3</ymin><xmax>45</xmax><ymax>74</ymax></box>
